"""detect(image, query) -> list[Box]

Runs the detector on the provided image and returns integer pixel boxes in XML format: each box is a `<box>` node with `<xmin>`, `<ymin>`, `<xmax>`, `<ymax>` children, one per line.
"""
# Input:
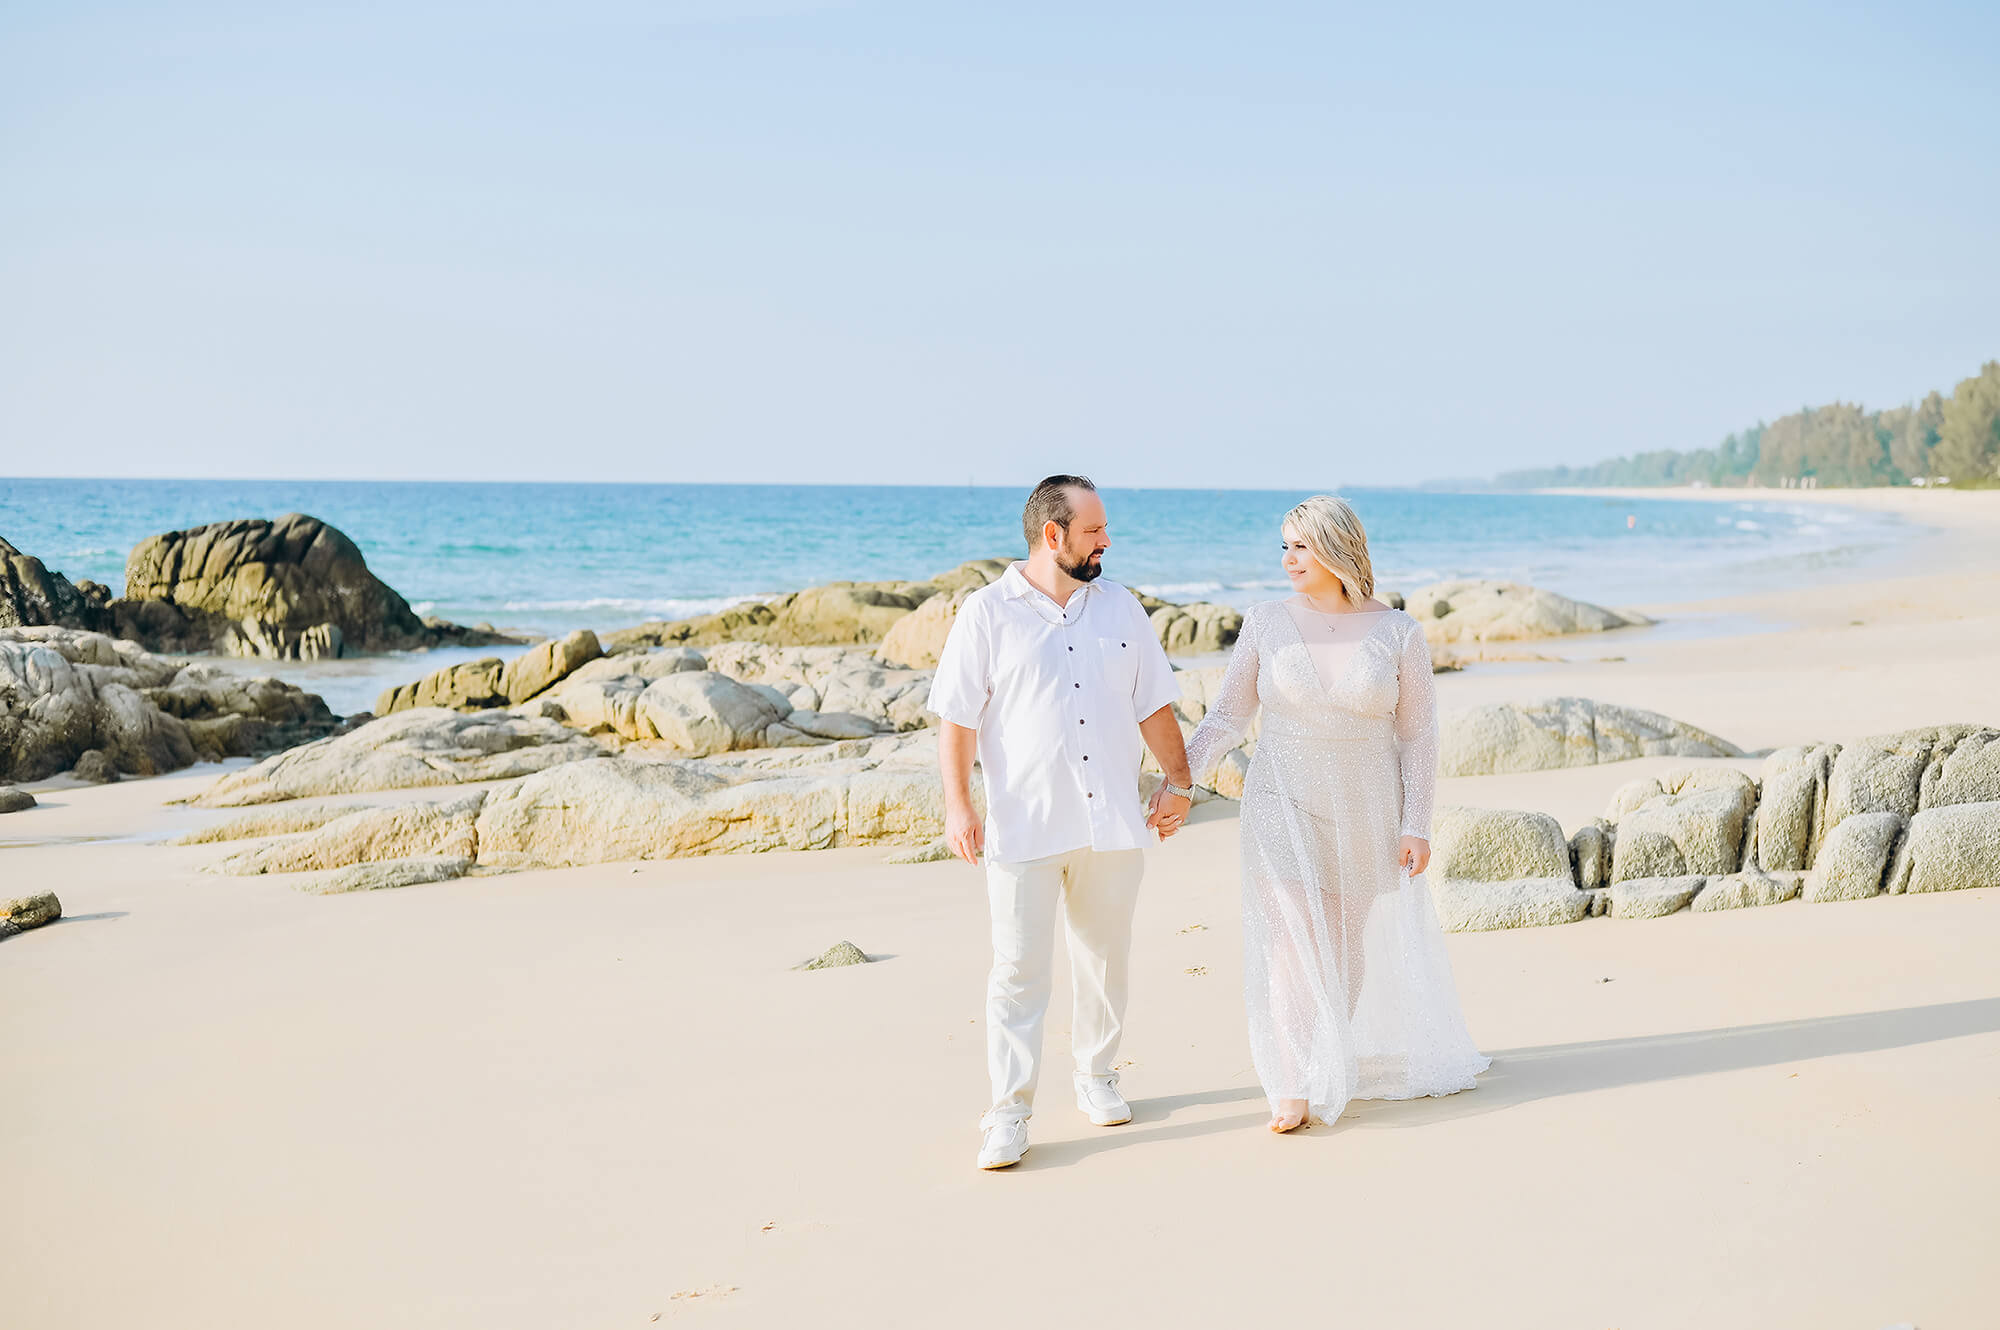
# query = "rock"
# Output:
<box><xmin>211</xmin><ymin>794</ymin><xmax>486</xmax><ymax>875</ymax></box>
<box><xmin>635</xmin><ymin>672</ymin><xmax>789</xmax><ymax>755</ymax></box>
<box><xmin>0</xmin><ymin>920</ymin><xmax>17</xmax><ymax>940</ymax></box>
<box><xmin>1608</xmin><ymin>874</ymin><xmax>1705</xmax><ymax>919</ymax></box>
<box><xmin>1</xmin><ymin>890</ymin><xmax>62</xmax><ymax>929</ymax></box>
<box><xmin>1</xmin><ymin>535</ymin><xmax>110</xmax><ymax>631</ymax></box>
<box><xmin>72</xmin><ymin>749</ymin><xmax>119</xmax><ymax>783</ymax></box>
<box><xmin>795</xmin><ymin>940</ymin><xmax>871</xmax><ymax>970</ymax></box>
<box><xmin>1918</xmin><ymin>727</ymin><xmax>2000</xmax><ymax>810</ymax></box>
<box><xmin>876</xmin><ymin>587</ymin><xmax>970</xmax><ymax>669</ymax></box>
<box><xmin>1430</xmin><ymin>806</ymin><xmax>1573</xmax><ymax>882</ymax></box>
<box><xmin>1885</xmin><ymin>800</ymin><xmax>2000</xmax><ymax>895</ymax></box>
<box><xmin>1429</xmin><ymin>876</ymin><xmax>1591</xmax><ymax>931</ymax></box>
<box><xmin>1693</xmin><ymin>869</ymin><xmax>1804</xmax><ymax>911</ymax></box>
<box><xmin>1407</xmin><ymin>579</ymin><xmax>1650</xmax><ymax>643</ymax></box>
<box><xmin>1570</xmin><ymin>819</ymin><xmax>1614</xmax><ymax>891</ymax></box>
<box><xmin>1210</xmin><ymin>748</ymin><xmax>1251</xmax><ymax>800</ymax></box>
<box><xmin>293</xmin><ymin>856</ymin><xmax>473</xmax><ymax>895</ymax></box>
<box><xmin>1607</xmin><ymin>768</ymin><xmax>1758</xmax><ymax>881</ymax></box>
<box><xmin>113</xmin><ymin>513</ymin><xmax>519</xmax><ymax>659</ymax></box>
<box><xmin>703</xmin><ymin>644</ymin><xmax>933</xmax><ymax>735</ymax></box>
<box><xmin>499</xmin><ymin>630</ymin><xmax>601</xmax><ymax>704</ymax></box>
<box><xmin>473</xmin><ymin>736</ymin><xmax>950</xmax><ymax>867</ymax></box>
<box><xmin>1804</xmin><ymin>810</ymin><xmax>1906</xmax><ymax>902</ymax></box>
<box><xmin>377</xmin><ymin>658</ymin><xmax>507</xmax><ymax>715</ymax></box>
<box><xmin>1823</xmin><ymin>725</ymin><xmax>1987</xmax><ymax>829</ymax></box>
<box><xmin>1438</xmin><ymin>697</ymin><xmax>1743</xmax><ymax>776</ymax></box>
<box><xmin>1</xmin><ymin>627</ymin><xmax>340</xmax><ymax>782</ymax></box>
<box><xmin>173</xmin><ymin>803</ymin><xmax>375</xmax><ymax>844</ymax></box>
<box><xmin>194</xmin><ymin>707</ymin><xmax>603</xmax><ymax>807</ymax></box>
<box><xmin>0</xmin><ymin>787</ymin><xmax>34</xmax><ymax>813</ymax></box>
<box><xmin>1148</xmin><ymin>601</ymin><xmax>1244</xmax><ymax>655</ymax></box>
<box><xmin>1754</xmin><ymin>744</ymin><xmax>1838</xmax><ymax>871</ymax></box>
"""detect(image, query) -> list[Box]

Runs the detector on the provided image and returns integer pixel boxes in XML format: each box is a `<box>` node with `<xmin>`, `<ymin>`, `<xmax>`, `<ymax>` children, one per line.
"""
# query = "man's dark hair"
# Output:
<box><xmin>1022</xmin><ymin>474</ymin><xmax>1097</xmax><ymax>549</ymax></box>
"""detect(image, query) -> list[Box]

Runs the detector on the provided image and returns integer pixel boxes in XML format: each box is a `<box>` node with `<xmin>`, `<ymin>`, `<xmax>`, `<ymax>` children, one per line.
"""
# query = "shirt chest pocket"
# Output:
<box><xmin>1093</xmin><ymin>634</ymin><xmax>1139</xmax><ymax>700</ymax></box>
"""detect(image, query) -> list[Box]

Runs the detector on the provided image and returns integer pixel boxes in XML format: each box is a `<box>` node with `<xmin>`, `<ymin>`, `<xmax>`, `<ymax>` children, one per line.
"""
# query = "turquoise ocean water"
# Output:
<box><xmin>1</xmin><ymin>479</ymin><xmax>1921</xmax><ymax>713</ymax></box>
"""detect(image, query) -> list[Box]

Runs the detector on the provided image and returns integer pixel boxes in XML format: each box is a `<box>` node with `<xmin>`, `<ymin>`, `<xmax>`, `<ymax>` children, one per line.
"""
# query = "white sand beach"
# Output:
<box><xmin>7</xmin><ymin>487</ymin><xmax>1999</xmax><ymax>1329</ymax></box>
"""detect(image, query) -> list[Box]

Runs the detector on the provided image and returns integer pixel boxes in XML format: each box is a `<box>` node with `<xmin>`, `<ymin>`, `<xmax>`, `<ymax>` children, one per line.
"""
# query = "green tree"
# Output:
<box><xmin>1935</xmin><ymin>362</ymin><xmax>2000</xmax><ymax>484</ymax></box>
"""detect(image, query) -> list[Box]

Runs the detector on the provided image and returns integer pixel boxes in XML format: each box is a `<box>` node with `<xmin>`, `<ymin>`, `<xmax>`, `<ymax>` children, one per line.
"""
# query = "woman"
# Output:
<box><xmin>1182</xmin><ymin>495</ymin><xmax>1490</xmax><ymax>1132</ymax></box>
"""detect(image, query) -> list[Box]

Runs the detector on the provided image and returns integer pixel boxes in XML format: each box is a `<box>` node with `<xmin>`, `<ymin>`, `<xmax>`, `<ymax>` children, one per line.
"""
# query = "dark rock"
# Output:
<box><xmin>72</xmin><ymin>749</ymin><xmax>119</xmax><ymax>783</ymax></box>
<box><xmin>1</xmin><ymin>535</ymin><xmax>111</xmax><ymax>631</ymax></box>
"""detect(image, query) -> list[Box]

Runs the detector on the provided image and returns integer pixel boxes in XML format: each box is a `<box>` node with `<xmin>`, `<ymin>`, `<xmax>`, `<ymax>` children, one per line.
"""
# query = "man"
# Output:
<box><xmin>928</xmin><ymin>474</ymin><xmax>1197</xmax><ymax>1170</ymax></box>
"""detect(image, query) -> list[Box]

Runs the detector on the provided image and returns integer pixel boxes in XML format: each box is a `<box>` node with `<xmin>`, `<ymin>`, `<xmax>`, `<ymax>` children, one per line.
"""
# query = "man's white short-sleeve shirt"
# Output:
<box><xmin>927</xmin><ymin>561</ymin><xmax>1182</xmax><ymax>864</ymax></box>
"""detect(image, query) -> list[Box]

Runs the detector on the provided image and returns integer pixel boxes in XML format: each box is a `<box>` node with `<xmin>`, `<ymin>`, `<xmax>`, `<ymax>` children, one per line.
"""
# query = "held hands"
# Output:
<box><xmin>1146</xmin><ymin>786</ymin><xmax>1192</xmax><ymax>840</ymax></box>
<box><xmin>945</xmin><ymin>802</ymin><xmax>984</xmax><ymax>865</ymax></box>
<box><xmin>1398</xmin><ymin>836</ymin><xmax>1431</xmax><ymax>875</ymax></box>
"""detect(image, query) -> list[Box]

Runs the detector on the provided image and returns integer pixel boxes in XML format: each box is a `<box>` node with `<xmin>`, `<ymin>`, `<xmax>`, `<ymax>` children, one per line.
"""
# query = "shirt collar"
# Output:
<box><xmin>1001</xmin><ymin>560</ymin><xmax>1099</xmax><ymax>604</ymax></box>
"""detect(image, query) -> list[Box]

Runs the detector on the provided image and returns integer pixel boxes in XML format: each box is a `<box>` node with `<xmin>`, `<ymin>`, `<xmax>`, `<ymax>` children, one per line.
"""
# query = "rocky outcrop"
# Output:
<box><xmin>1408</xmin><ymin>579</ymin><xmax>1650</xmax><ymax>643</ymax></box>
<box><xmin>1146</xmin><ymin>601</ymin><xmax>1243</xmax><ymax>655</ymax></box>
<box><xmin>193</xmin><ymin>707</ymin><xmax>603</xmax><ymax>807</ymax></box>
<box><xmin>1886</xmin><ymin>801</ymin><xmax>2000</xmax><ymax>895</ymax></box>
<box><xmin>473</xmin><ymin>736</ymin><xmax>954</xmax><ymax>867</ymax></box>
<box><xmin>212</xmin><ymin>795</ymin><xmax>486</xmax><ymax>875</ymax></box>
<box><xmin>1</xmin><ymin>536</ymin><xmax>110</xmax><ymax>631</ymax></box>
<box><xmin>876</xmin><ymin>587</ymin><xmax>971</xmax><ymax>669</ymax></box>
<box><xmin>113</xmin><ymin>513</ymin><xmax>519</xmax><ymax>660</ymax></box>
<box><xmin>1752</xmin><ymin>744</ymin><xmax>1837</xmax><ymax>871</ymax></box>
<box><xmin>0</xmin><ymin>627</ymin><xmax>339</xmax><ymax>782</ymax></box>
<box><xmin>1431</xmin><ymin>806</ymin><xmax>1572</xmax><ymax>882</ymax></box>
<box><xmin>602</xmin><ymin>559</ymin><xmax>1011</xmax><ymax>653</ymax></box>
<box><xmin>1691</xmin><ymin>869</ymin><xmax>1803</xmax><ymax>912</ymax></box>
<box><xmin>375</xmin><ymin>630</ymin><xmax>603</xmax><ymax>716</ymax></box>
<box><xmin>1439</xmin><ymin>698</ymin><xmax>1743</xmax><ymax>777</ymax></box>
<box><xmin>1802</xmin><ymin>810</ymin><xmax>1905</xmax><ymax>903</ymax></box>
<box><xmin>1606</xmin><ymin>768</ymin><xmax>1758</xmax><ymax>881</ymax></box>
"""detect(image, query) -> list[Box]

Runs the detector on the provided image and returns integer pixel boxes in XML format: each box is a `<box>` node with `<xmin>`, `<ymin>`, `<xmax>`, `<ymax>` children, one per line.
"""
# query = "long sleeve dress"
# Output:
<box><xmin>1185</xmin><ymin>598</ymin><xmax>1489</xmax><ymax>1122</ymax></box>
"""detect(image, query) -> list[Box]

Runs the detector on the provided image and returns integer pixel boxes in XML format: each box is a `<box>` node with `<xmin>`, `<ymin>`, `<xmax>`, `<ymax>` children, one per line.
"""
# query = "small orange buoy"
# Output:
<box><xmin>1626</xmin><ymin>514</ymin><xmax>1636</xmax><ymax>529</ymax></box>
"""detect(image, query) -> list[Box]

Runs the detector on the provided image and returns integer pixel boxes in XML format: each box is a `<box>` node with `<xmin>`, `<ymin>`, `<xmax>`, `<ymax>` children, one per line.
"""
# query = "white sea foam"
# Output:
<box><xmin>497</xmin><ymin>594</ymin><xmax>766</xmax><ymax>618</ymax></box>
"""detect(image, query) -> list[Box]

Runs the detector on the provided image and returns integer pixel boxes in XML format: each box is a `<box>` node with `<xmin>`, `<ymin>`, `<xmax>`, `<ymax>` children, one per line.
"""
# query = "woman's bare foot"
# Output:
<box><xmin>1269</xmin><ymin>1099</ymin><xmax>1309</xmax><ymax>1133</ymax></box>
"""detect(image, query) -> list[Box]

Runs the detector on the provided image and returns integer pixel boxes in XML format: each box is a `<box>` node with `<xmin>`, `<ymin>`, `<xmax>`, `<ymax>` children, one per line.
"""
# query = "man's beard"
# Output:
<box><xmin>1060</xmin><ymin>548</ymin><xmax>1104</xmax><ymax>583</ymax></box>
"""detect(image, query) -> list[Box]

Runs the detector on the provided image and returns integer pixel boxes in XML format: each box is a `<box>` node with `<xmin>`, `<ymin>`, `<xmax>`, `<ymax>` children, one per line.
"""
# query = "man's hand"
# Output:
<box><xmin>1146</xmin><ymin>786</ymin><xmax>1192</xmax><ymax>840</ymax></box>
<box><xmin>946</xmin><ymin>802</ymin><xmax>985</xmax><ymax>865</ymax></box>
<box><xmin>1398</xmin><ymin>836</ymin><xmax>1431</xmax><ymax>875</ymax></box>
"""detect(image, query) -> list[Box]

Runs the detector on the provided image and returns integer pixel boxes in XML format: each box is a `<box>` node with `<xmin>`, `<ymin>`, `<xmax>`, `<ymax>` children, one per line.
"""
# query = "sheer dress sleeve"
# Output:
<box><xmin>1186</xmin><ymin>607</ymin><xmax>1261</xmax><ymax>788</ymax></box>
<box><xmin>1392</xmin><ymin>614</ymin><xmax>1438</xmax><ymax>841</ymax></box>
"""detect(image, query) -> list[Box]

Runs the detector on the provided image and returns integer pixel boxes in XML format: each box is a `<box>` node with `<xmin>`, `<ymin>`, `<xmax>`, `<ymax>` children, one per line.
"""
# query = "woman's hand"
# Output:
<box><xmin>1398</xmin><ymin>836</ymin><xmax>1431</xmax><ymax>875</ymax></box>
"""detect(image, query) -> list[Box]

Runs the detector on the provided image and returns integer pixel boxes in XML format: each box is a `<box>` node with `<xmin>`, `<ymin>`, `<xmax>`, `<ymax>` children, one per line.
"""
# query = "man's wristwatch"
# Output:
<box><xmin>1159</xmin><ymin>778</ymin><xmax>1193</xmax><ymax>801</ymax></box>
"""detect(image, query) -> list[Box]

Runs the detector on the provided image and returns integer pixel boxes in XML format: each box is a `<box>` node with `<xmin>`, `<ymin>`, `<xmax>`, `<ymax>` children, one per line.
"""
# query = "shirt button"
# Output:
<box><xmin>1079</xmin><ymin>719</ymin><xmax>1085</xmax><ymax>725</ymax></box>
<box><xmin>1082</xmin><ymin>755</ymin><xmax>1089</xmax><ymax>761</ymax></box>
<box><xmin>1074</xmin><ymin>683</ymin><xmax>1080</xmax><ymax>688</ymax></box>
<box><xmin>1086</xmin><ymin>792</ymin><xmax>1094</xmax><ymax>798</ymax></box>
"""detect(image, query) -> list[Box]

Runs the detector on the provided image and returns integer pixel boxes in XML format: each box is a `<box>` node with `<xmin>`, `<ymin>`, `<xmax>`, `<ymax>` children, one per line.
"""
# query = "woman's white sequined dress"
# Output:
<box><xmin>1185</xmin><ymin>599</ymin><xmax>1490</xmax><ymax>1121</ymax></box>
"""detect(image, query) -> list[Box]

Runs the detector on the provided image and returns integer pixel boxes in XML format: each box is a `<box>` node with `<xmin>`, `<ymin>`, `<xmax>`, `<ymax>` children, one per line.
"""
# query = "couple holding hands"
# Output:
<box><xmin>929</xmin><ymin>475</ymin><xmax>1488</xmax><ymax>1169</ymax></box>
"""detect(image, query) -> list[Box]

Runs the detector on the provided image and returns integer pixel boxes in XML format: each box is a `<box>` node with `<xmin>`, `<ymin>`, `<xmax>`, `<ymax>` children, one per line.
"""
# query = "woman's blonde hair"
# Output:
<box><xmin>1283</xmin><ymin>494</ymin><xmax>1374</xmax><ymax>601</ymax></box>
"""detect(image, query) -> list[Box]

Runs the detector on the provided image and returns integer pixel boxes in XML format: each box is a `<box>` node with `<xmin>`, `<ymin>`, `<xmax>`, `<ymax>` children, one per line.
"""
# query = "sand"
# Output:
<box><xmin>6</xmin><ymin>486</ymin><xmax>1999</xmax><ymax>1329</ymax></box>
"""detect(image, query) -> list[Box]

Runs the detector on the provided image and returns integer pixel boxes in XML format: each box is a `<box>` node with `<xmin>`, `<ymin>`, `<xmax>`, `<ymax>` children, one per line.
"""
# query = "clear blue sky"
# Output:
<box><xmin>3</xmin><ymin>1</ymin><xmax>1995</xmax><ymax>487</ymax></box>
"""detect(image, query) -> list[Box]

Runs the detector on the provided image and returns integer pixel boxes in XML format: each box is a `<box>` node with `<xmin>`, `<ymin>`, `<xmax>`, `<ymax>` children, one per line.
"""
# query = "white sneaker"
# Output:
<box><xmin>978</xmin><ymin>1121</ymin><xmax>1029</xmax><ymax>1169</ymax></box>
<box><xmin>1075</xmin><ymin>1073</ymin><xmax>1132</xmax><ymax>1126</ymax></box>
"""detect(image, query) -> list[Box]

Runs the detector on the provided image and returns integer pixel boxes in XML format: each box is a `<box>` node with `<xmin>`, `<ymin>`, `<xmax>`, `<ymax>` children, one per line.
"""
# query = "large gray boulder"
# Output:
<box><xmin>193</xmin><ymin>707</ymin><xmax>602</xmax><ymax>807</ymax></box>
<box><xmin>702</xmin><ymin>643</ymin><xmax>934</xmax><ymax>735</ymax></box>
<box><xmin>1803</xmin><ymin>811</ymin><xmax>1906</xmax><ymax>902</ymax></box>
<box><xmin>0</xmin><ymin>787</ymin><xmax>36</xmax><ymax>813</ymax></box>
<box><xmin>1438</xmin><ymin>697</ymin><xmax>1742</xmax><ymax>776</ymax></box>
<box><xmin>1</xmin><ymin>535</ymin><xmax>110</xmax><ymax>631</ymax></box>
<box><xmin>1430</xmin><ymin>806</ymin><xmax>1572</xmax><ymax>882</ymax></box>
<box><xmin>1885</xmin><ymin>800</ymin><xmax>2000</xmax><ymax>895</ymax></box>
<box><xmin>1569</xmin><ymin>820</ymin><xmax>1614</xmax><ymax>891</ymax></box>
<box><xmin>1428</xmin><ymin>876</ymin><xmax>1591</xmax><ymax>931</ymax></box>
<box><xmin>1607</xmin><ymin>768</ymin><xmax>1758</xmax><ymax>881</ymax></box>
<box><xmin>1754</xmin><ymin>744</ymin><xmax>1838</xmax><ymax>871</ymax></box>
<box><xmin>876</xmin><ymin>587</ymin><xmax>970</xmax><ymax>669</ymax></box>
<box><xmin>1919</xmin><ymin>729</ymin><xmax>2000</xmax><ymax>810</ymax></box>
<box><xmin>1822</xmin><ymin>726</ymin><xmax>1988</xmax><ymax>829</ymax></box>
<box><xmin>113</xmin><ymin>513</ymin><xmax>518</xmax><ymax>659</ymax></box>
<box><xmin>1407</xmin><ymin>580</ymin><xmax>1650</xmax><ymax>644</ymax></box>
<box><xmin>1</xmin><ymin>627</ymin><xmax>338</xmax><ymax>782</ymax></box>
<box><xmin>2</xmin><ymin>890</ymin><xmax>63</xmax><ymax>930</ymax></box>
<box><xmin>633</xmin><ymin>672</ymin><xmax>790</xmax><ymax>755</ymax></box>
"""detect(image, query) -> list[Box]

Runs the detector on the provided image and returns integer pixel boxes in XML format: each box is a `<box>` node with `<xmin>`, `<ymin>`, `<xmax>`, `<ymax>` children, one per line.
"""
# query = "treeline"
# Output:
<box><xmin>1498</xmin><ymin>360</ymin><xmax>2000</xmax><ymax>489</ymax></box>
